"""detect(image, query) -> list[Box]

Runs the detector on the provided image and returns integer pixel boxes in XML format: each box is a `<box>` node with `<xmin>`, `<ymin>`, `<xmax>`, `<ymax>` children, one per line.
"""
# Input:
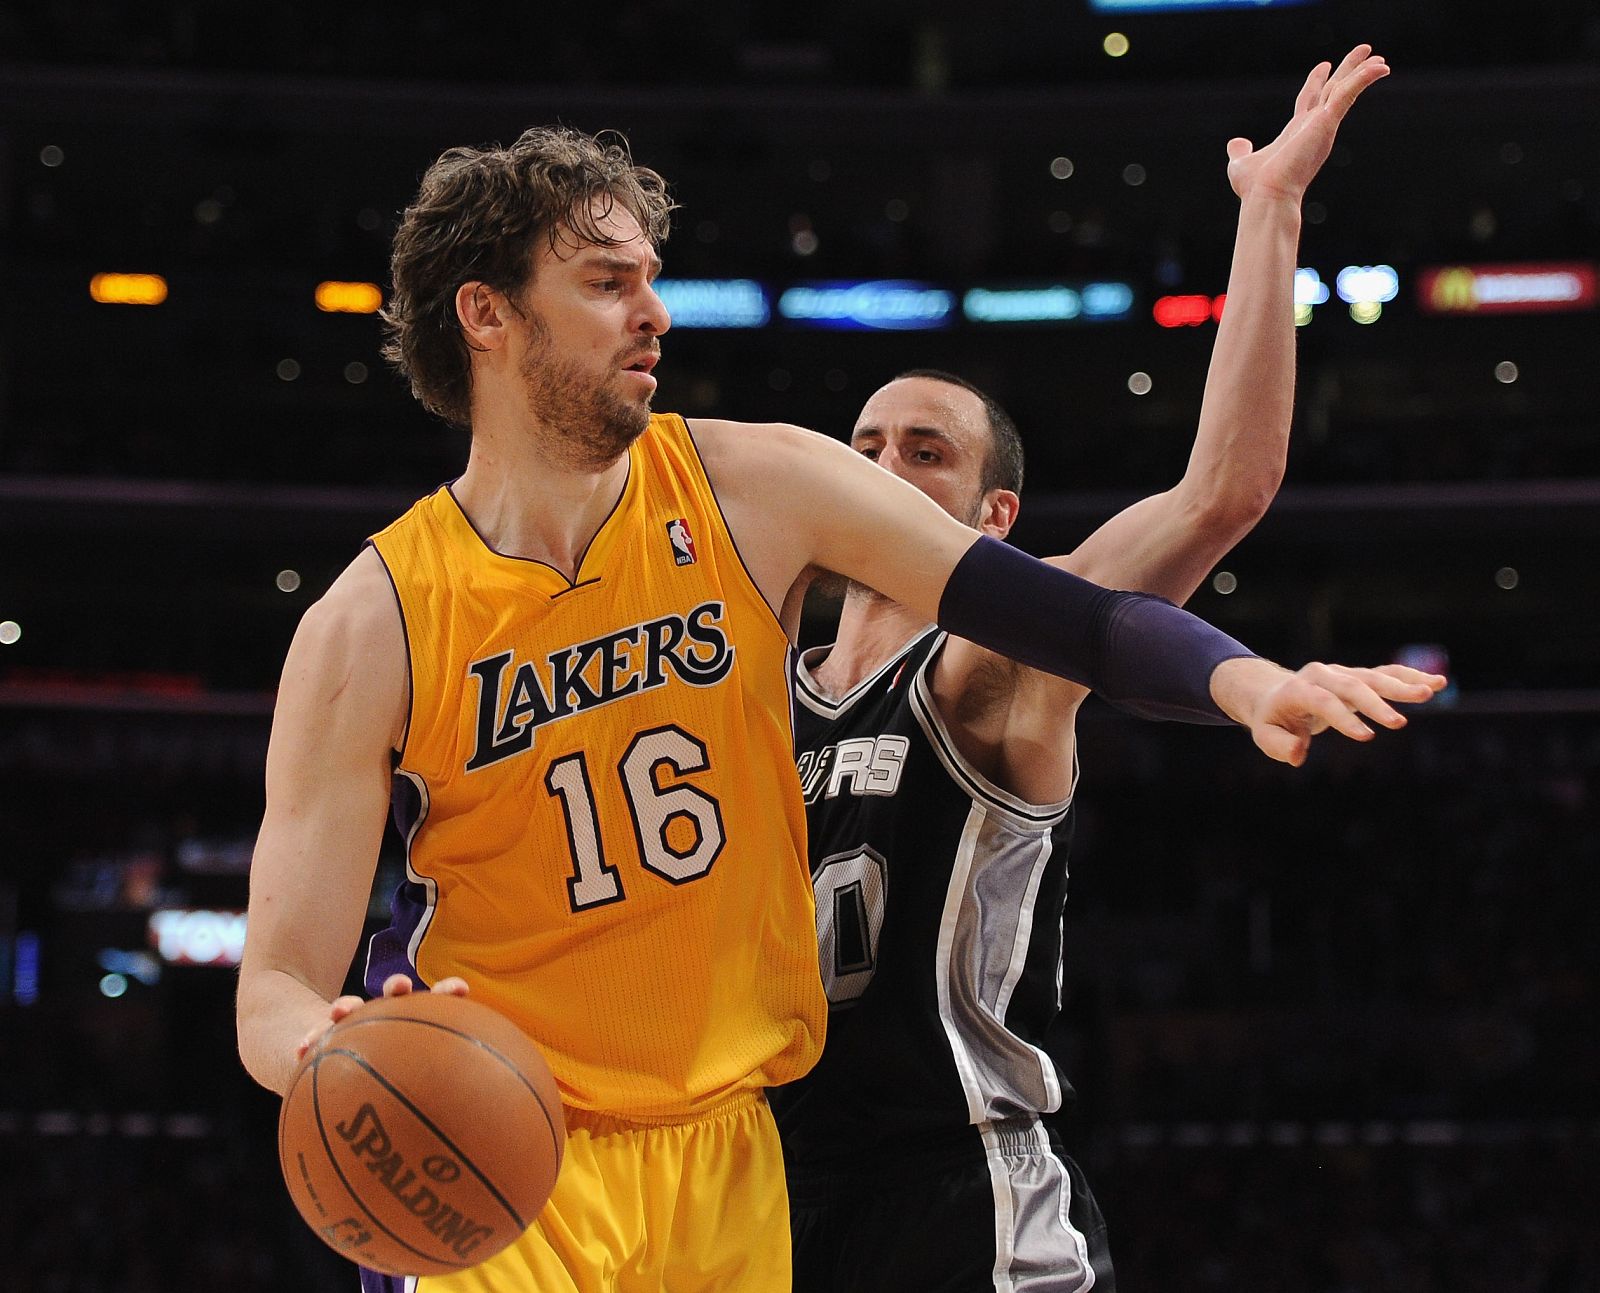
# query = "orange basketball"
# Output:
<box><xmin>278</xmin><ymin>991</ymin><xmax>566</xmax><ymax>1276</ymax></box>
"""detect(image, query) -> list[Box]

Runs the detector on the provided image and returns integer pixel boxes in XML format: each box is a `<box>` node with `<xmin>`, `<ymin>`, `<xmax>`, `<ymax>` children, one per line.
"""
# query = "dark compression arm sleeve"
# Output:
<box><xmin>936</xmin><ymin>535</ymin><xmax>1257</xmax><ymax>724</ymax></box>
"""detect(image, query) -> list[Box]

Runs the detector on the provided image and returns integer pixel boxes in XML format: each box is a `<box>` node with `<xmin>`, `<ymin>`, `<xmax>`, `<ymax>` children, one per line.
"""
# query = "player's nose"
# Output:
<box><xmin>639</xmin><ymin>282</ymin><xmax>671</xmax><ymax>336</ymax></box>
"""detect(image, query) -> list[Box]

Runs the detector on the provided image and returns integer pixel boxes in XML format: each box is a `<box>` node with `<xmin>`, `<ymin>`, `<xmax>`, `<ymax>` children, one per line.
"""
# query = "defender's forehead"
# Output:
<box><xmin>854</xmin><ymin>378</ymin><xmax>987</xmax><ymax>440</ymax></box>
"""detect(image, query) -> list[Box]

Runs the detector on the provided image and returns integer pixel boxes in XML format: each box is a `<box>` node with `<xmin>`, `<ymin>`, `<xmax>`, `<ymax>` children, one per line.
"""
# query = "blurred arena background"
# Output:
<box><xmin>1</xmin><ymin>2</ymin><xmax>1596</xmax><ymax>1288</ymax></box>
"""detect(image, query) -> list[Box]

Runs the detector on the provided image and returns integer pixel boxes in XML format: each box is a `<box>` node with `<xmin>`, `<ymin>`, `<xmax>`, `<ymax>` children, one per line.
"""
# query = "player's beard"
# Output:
<box><xmin>518</xmin><ymin>312</ymin><xmax>653</xmax><ymax>470</ymax></box>
<box><xmin>840</xmin><ymin>485</ymin><xmax>988</xmax><ymax>609</ymax></box>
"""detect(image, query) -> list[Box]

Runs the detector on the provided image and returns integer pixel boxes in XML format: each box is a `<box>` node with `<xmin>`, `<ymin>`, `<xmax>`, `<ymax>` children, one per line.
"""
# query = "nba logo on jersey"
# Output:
<box><xmin>667</xmin><ymin>517</ymin><xmax>697</xmax><ymax>566</ymax></box>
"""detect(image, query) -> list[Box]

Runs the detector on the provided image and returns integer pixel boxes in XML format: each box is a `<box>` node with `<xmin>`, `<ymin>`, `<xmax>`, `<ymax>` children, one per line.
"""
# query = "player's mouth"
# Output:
<box><xmin>621</xmin><ymin>350</ymin><xmax>659</xmax><ymax>392</ymax></box>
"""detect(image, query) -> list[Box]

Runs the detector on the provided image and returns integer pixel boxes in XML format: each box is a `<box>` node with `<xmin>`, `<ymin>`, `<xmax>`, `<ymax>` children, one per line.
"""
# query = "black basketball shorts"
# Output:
<box><xmin>786</xmin><ymin>1115</ymin><xmax>1115</xmax><ymax>1293</ymax></box>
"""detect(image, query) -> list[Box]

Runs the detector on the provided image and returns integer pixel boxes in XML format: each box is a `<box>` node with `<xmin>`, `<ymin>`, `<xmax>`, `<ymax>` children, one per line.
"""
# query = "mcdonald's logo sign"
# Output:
<box><xmin>1418</xmin><ymin>263</ymin><xmax>1596</xmax><ymax>315</ymax></box>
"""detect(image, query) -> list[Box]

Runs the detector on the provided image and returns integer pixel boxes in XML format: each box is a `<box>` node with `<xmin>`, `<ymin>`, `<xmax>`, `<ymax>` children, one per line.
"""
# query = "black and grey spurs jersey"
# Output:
<box><xmin>773</xmin><ymin>628</ymin><xmax>1078</xmax><ymax>1166</ymax></box>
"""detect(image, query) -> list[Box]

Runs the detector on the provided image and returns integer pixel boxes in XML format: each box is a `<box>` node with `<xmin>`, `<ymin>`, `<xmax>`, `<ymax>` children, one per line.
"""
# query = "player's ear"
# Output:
<box><xmin>456</xmin><ymin>281</ymin><xmax>510</xmax><ymax>352</ymax></box>
<box><xmin>978</xmin><ymin>488</ymin><xmax>1020</xmax><ymax>539</ymax></box>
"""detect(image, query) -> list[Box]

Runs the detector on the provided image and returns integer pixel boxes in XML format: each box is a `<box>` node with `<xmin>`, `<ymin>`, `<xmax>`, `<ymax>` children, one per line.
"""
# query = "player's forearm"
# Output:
<box><xmin>237</xmin><ymin>966</ymin><xmax>337</xmax><ymax>1096</ymax></box>
<box><xmin>939</xmin><ymin>535</ymin><xmax>1255</xmax><ymax>724</ymax></box>
<box><xmin>1182</xmin><ymin>191</ymin><xmax>1303</xmax><ymax>522</ymax></box>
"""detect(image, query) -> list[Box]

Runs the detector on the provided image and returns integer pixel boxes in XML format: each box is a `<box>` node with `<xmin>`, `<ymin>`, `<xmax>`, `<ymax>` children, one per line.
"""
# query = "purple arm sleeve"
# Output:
<box><xmin>935</xmin><ymin>535</ymin><xmax>1257</xmax><ymax>724</ymax></box>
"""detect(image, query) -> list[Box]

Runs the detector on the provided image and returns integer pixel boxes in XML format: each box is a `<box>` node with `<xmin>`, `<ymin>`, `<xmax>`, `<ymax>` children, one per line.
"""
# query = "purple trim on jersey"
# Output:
<box><xmin>363</xmin><ymin>771</ymin><xmax>429</xmax><ymax>995</ymax></box>
<box><xmin>358</xmin><ymin>1268</ymin><xmax>408</xmax><ymax>1293</ymax></box>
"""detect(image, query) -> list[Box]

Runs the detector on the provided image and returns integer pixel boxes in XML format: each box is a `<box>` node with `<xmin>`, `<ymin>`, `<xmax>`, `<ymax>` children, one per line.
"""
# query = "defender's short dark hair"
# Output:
<box><xmin>381</xmin><ymin>126</ymin><xmax>676</xmax><ymax>429</ymax></box>
<box><xmin>893</xmin><ymin>369</ymin><xmax>1024</xmax><ymax>494</ymax></box>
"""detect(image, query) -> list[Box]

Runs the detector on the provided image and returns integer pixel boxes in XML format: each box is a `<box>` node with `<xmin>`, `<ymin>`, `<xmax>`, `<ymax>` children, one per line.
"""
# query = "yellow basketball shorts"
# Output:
<box><xmin>416</xmin><ymin>1092</ymin><xmax>791</xmax><ymax>1293</ymax></box>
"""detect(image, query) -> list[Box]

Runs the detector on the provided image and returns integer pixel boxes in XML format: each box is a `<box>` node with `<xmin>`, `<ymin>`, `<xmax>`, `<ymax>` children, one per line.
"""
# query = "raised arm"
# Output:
<box><xmin>235</xmin><ymin>547</ymin><xmax>409</xmax><ymax>1095</ymax></box>
<box><xmin>1065</xmin><ymin>45</ymin><xmax>1390</xmax><ymax>601</ymax></box>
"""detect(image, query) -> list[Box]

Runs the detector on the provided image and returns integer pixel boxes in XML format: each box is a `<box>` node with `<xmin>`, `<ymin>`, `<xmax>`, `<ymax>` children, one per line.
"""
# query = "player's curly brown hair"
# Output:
<box><xmin>380</xmin><ymin>126</ymin><xmax>675</xmax><ymax>429</ymax></box>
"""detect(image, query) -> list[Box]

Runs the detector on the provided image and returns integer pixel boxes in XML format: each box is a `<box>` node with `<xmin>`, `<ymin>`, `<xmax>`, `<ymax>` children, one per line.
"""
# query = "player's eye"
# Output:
<box><xmin>857</xmin><ymin>446</ymin><xmax>879</xmax><ymax>460</ymax></box>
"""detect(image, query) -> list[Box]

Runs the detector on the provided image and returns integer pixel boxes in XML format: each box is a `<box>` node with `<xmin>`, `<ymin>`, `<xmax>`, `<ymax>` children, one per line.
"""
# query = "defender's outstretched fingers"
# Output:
<box><xmin>1296</xmin><ymin>61</ymin><xmax>1332</xmax><ymax>115</ymax></box>
<box><xmin>1326</xmin><ymin>55</ymin><xmax>1389</xmax><ymax>119</ymax></box>
<box><xmin>1329</xmin><ymin>43</ymin><xmax>1374</xmax><ymax>87</ymax></box>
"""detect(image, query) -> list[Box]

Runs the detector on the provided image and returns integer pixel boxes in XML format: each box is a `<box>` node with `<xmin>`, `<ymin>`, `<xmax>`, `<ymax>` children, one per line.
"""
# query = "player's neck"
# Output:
<box><xmin>812</xmin><ymin>586</ymin><xmax>932</xmax><ymax>698</ymax></box>
<box><xmin>453</xmin><ymin>432</ymin><xmax>631</xmax><ymax>581</ymax></box>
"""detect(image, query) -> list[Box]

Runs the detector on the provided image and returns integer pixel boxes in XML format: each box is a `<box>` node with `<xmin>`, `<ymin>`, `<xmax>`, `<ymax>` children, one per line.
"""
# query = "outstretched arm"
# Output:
<box><xmin>690</xmin><ymin>418</ymin><xmax>1441</xmax><ymax>765</ymax></box>
<box><xmin>1064</xmin><ymin>45</ymin><xmax>1390</xmax><ymax>601</ymax></box>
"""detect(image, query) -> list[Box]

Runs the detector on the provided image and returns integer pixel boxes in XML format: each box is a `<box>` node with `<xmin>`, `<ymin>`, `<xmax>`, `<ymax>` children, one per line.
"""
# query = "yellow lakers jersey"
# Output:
<box><xmin>365</xmin><ymin>413</ymin><xmax>825</xmax><ymax>1119</ymax></box>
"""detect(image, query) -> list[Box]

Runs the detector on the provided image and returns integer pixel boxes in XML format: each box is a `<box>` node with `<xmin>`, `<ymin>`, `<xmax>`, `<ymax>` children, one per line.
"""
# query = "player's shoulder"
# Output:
<box><xmin>291</xmin><ymin>546</ymin><xmax>405</xmax><ymax>665</ymax></box>
<box><xmin>685</xmin><ymin>417</ymin><xmax>854</xmax><ymax>487</ymax></box>
<box><xmin>685</xmin><ymin>416</ymin><xmax>820</xmax><ymax>453</ymax></box>
<box><xmin>273</xmin><ymin>546</ymin><xmax>408</xmax><ymax>756</ymax></box>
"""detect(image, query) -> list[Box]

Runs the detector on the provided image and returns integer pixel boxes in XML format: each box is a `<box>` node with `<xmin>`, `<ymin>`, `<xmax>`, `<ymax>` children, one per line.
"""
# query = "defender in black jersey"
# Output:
<box><xmin>772</xmin><ymin>49</ymin><xmax>1412</xmax><ymax>1292</ymax></box>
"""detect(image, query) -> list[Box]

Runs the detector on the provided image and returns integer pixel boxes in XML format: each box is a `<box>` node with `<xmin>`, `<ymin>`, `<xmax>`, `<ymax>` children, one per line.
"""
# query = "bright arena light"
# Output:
<box><xmin>1104</xmin><ymin>32</ymin><xmax>1131</xmax><ymax>57</ymax></box>
<box><xmin>1495</xmin><ymin>361</ymin><xmax>1520</xmax><ymax>384</ymax></box>
<box><xmin>1127</xmin><ymin>371</ymin><xmax>1153</xmax><ymax>396</ymax></box>
<box><xmin>315</xmin><ymin>280</ymin><xmax>384</xmax><ymax>314</ymax></box>
<box><xmin>0</xmin><ymin>621</ymin><xmax>19</xmax><ymax>645</ymax></box>
<box><xmin>90</xmin><ymin>273</ymin><xmax>168</xmax><ymax>306</ymax></box>
<box><xmin>1336</xmin><ymin>265</ymin><xmax>1400</xmax><ymax>302</ymax></box>
<box><xmin>1294</xmin><ymin>268</ymin><xmax>1330</xmax><ymax>326</ymax></box>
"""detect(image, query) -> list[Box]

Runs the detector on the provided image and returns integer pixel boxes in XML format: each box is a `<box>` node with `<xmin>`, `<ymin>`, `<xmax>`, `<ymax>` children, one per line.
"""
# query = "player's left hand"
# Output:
<box><xmin>1226</xmin><ymin>44</ymin><xmax>1390</xmax><ymax>205</ymax></box>
<box><xmin>1227</xmin><ymin>661</ymin><xmax>1446</xmax><ymax>766</ymax></box>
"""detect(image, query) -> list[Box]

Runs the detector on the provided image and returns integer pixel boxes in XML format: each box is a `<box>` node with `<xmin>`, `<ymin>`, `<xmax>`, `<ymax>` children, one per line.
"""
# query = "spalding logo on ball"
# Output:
<box><xmin>278</xmin><ymin>992</ymin><xmax>566</xmax><ymax>1276</ymax></box>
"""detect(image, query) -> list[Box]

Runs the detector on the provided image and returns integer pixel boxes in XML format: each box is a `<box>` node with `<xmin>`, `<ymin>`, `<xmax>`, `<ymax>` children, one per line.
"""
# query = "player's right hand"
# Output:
<box><xmin>293</xmin><ymin>974</ymin><xmax>471</xmax><ymax>1062</ymax></box>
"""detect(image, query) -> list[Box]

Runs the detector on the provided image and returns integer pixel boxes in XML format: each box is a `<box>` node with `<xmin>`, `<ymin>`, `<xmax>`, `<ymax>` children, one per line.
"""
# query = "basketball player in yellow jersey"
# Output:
<box><xmin>236</xmin><ymin>127</ymin><xmax>1443</xmax><ymax>1292</ymax></box>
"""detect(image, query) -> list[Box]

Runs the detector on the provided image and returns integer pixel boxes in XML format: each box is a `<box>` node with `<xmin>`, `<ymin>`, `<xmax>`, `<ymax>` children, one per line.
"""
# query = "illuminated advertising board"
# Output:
<box><xmin>1417</xmin><ymin>263</ymin><xmax>1597</xmax><ymax>316</ymax></box>
<box><xmin>964</xmin><ymin>282</ymin><xmax>1135</xmax><ymax>325</ymax></box>
<box><xmin>148</xmin><ymin>909</ymin><xmax>248</xmax><ymax>967</ymax></box>
<box><xmin>654</xmin><ymin>279</ymin><xmax>771</xmax><ymax>328</ymax></box>
<box><xmin>778</xmin><ymin>281</ymin><xmax>957</xmax><ymax>331</ymax></box>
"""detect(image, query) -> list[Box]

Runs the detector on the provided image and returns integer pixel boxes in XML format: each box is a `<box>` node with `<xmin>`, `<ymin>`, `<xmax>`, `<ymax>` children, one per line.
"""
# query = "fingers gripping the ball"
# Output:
<box><xmin>296</xmin><ymin>978</ymin><xmax>471</xmax><ymax>1063</ymax></box>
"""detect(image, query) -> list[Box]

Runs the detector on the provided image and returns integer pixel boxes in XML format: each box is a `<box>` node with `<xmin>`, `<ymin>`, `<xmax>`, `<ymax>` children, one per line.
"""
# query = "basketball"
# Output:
<box><xmin>277</xmin><ymin>992</ymin><xmax>566</xmax><ymax>1276</ymax></box>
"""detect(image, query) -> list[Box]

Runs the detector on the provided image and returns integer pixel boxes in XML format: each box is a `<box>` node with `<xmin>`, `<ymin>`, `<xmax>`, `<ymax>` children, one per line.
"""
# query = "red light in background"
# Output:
<box><xmin>1153</xmin><ymin>294</ymin><xmax>1216</xmax><ymax>327</ymax></box>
